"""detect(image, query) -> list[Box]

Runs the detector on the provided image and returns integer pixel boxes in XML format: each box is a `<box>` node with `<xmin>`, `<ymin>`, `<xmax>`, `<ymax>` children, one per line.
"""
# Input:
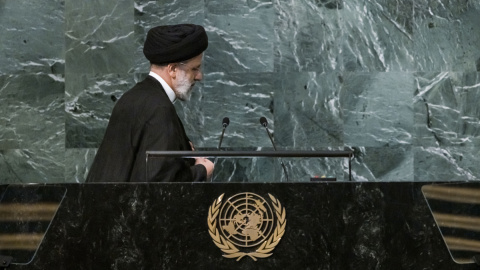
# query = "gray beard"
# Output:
<box><xmin>174</xmin><ymin>73</ymin><xmax>193</xmax><ymax>101</ymax></box>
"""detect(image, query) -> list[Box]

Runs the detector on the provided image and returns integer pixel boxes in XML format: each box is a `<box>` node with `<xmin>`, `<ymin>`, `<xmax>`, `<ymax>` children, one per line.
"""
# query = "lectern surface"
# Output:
<box><xmin>0</xmin><ymin>182</ymin><xmax>478</xmax><ymax>270</ymax></box>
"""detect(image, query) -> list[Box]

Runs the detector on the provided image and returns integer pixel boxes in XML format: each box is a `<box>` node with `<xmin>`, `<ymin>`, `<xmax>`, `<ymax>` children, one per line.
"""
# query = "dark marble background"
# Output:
<box><xmin>1</xmin><ymin>0</ymin><xmax>480</xmax><ymax>183</ymax></box>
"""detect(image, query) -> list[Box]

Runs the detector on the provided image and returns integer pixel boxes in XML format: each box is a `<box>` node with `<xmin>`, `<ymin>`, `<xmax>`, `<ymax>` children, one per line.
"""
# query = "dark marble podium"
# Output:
<box><xmin>1</xmin><ymin>182</ymin><xmax>478</xmax><ymax>270</ymax></box>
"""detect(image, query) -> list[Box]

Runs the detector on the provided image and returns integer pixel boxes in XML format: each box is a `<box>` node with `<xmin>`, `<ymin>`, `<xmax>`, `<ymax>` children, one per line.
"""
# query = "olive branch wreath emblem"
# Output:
<box><xmin>207</xmin><ymin>193</ymin><xmax>286</xmax><ymax>261</ymax></box>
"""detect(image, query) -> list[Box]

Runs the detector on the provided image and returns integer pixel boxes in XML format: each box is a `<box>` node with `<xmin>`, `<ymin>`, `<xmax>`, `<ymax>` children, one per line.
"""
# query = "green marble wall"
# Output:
<box><xmin>1</xmin><ymin>0</ymin><xmax>480</xmax><ymax>183</ymax></box>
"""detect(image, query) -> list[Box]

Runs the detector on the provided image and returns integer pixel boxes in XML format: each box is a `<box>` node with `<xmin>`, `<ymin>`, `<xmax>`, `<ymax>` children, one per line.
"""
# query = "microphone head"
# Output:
<box><xmin>222</xmin><ymin>117</ymin><xmax>230</xmax><ymax>127</ymax></box>
<box><xmin>259</xmin><ymin>117</ymin><xmax>268</xmax><ymax>127</ymax></box>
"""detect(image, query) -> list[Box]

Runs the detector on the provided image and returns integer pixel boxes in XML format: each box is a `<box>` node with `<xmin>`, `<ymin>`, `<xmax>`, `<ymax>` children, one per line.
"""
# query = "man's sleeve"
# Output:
<box><xmin>136</xmin><ymin>105</ymin><xmax>207</xmax><ymax>182</ymax></box>
<box><xmin>191</xmin><ymin>164</ymin><xmax>207</xmax><ymax>182</ymax></box>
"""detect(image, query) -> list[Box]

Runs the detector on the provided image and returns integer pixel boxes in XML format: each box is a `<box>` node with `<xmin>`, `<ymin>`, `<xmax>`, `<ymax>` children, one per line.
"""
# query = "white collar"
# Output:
<box><xmin>149</xmin><ymin>71</ymin><xmax>176</xmax><ymax>103</ymax></box>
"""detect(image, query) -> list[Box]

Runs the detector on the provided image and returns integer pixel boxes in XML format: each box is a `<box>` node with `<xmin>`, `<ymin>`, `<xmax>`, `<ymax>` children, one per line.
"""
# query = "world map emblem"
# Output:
<box><xmin>207</xmin><ymin>192</ymin><xmax>287</xmax><ymax>261</ymax></box>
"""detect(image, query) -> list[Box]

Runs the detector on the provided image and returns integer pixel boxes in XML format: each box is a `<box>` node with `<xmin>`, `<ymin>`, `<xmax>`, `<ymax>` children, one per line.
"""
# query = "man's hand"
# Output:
<box><xmin>195</xmin><ymin>157</ymin><xmax>214</xmax><ymax>180</ymax></box>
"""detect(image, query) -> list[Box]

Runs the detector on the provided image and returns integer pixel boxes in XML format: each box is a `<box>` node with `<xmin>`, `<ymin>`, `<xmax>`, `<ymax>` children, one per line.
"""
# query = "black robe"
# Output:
<box><xmin>86</xmin><ymin>75</ymin><xmax>206</xmax><ymax>182</ymax></box>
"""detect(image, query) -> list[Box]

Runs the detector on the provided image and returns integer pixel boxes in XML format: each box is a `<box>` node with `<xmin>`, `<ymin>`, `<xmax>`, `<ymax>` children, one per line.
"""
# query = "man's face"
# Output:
<box><xmin>172</xmin><ymin>53</ymin><xmax>203</xmax><ymax>101</ymax></box>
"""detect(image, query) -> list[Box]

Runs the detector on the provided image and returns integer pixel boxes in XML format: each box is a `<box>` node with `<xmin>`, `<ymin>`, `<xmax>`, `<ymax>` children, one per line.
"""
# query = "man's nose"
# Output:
<box><xmin>195</xmin><ymin>71</ymin><xmax>203</xmax><ymax>81</ymax></box>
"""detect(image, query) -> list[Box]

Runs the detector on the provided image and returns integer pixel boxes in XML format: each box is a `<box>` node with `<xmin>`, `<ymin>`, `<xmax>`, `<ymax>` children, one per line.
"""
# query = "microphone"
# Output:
<box><xmin>259</xmin><ymin>117</ymin><xmax>289</xmax><ymax>181</ymax></box>
<box><xmin>259</xmin><ymin>117</ymin><xmax>276</xmax><ymax>150</ymax></box>
<box><xmin>212</xmin><ymin>117</ymin><xmax>229</xmax><ymax>182</ymax></box>
<box><xmin>222</xmin><ymin>117</ymin><xmax>230</xmax><ymax>128</ymax></box>
<box><xmin>218</xmin><ymin>117</ymin><xmax>229</xmax><ymax>149</ymax></box>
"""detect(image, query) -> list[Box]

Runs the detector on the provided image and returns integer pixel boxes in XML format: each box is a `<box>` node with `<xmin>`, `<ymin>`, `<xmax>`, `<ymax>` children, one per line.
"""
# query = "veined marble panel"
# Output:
<box><xmin>133</xmin><ymin>0</ymin><xmax>205</xmax><ymax>73</ymax></box>
<box><xmin>414</xmin><ymin>146</ymin><xmax>480</xmax><ymax>181</ymax></box>
<box><xmin>274</xmin><ymin>0</ymin><xmax>342</xmax><ymax>72</ymax></box>
<box><xmin>206</xmin><ymin>147</ymin><xmax>346</xmax><ymax>182</ymax></box>
<box><xmin>65</xmin><ymin>148</ymin><xmax>97</xmax><ymax>183</ymax></box>
<box><xmin>414</xmin><ymin>72</ymin><xmax>480</xmax><ymax>146</ymax></box>
<box><xmin>65</xmin><ymin>0</ymin><xmax>135</xmax><ymax>74</ymax></box>
<box><xmin>341</xmin><ymin>72</ymin><xmax>414</xmax><ymax>147</ymax></box>
<box><xmin>279</xmin><ymin>153</ymin><xmax>347</xmax><ymax>182</ymax></box>
<box><xmin>1</xmin><ymin>0</ymin><xmax>480</xmax><ymax>183</ymax></box>
<box><xmin>340</xmin><ymin>0</ymin><xmax>414</xmax><ymax>72</ymax></box>
<box><xmin>0</xmin><ymin>0</ymin><xmax>64</xmax><ymax>75</ymax></box>
<box><xmin>0</xmin><ymin>74</ymin><xmax>64</xmax><ymax>150</ymax></box>
<box><xmin>273</xmin><ymin>70</ymin><xmax>345</xmax><ymax>181</ymax></box>
<box><xmin>175</xmin><ymin>72</ymin><xmax>274</xmax><ymax>148</ymax></box>
<box><xmin>413</xmin><ymin>0</ymin><xmax>480</xmax><ymax>72</ymax></box>
<box><xmin>275</xmin><ymin>72</ymin><xmax>343</xmax><ymax>148</ymax></box>
<box><xmin>0</xmin><ymin>74</ymin><xmax>64</xmax><ymax>184</ymax></box>
<box><xmin>205</xmin><ymin>0</ymin><xmax>274</xmax><ymax>73</ymax></box>
<box><xmin>210</xmin><ymin>151</ymin><xmax>277</xmax><ymax>182</ymax></box>
<box><xmin>0</xmin><ymin>149</ymin><xmax>64</xmax><ymax>183</ymax></box>
<box><xmin>350</xmin><ymin>145</ymin><xmax>414</xmax><ymax>182</ymax></box>
<box><xmin>65</xmin><ymin>73</ymin><xmax>138</xmax><ymax>148</ymax></box>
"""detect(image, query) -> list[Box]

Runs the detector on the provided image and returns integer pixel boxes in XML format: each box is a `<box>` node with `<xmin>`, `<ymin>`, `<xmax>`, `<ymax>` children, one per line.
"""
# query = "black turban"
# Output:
<box><xmin>143</xmin><ymin>24</ymin><xmax>208</xmax><ymax>65</ymax></box>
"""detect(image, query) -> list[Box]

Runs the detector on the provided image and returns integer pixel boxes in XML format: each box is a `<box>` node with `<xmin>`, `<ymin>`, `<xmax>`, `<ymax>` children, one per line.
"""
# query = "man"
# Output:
<box><xmin>86</xmin><ymin>24</ymin><xmax>214</xmax><ymax>182</ymax></box>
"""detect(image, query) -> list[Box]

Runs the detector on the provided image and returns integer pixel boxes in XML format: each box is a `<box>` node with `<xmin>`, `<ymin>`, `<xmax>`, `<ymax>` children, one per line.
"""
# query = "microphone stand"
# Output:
<box><xmin>217</xmin><ymin>125</ymin><xmax>227</xmax><ymax>150</ymax></box>
<box><xmin>261</xmin><ymin>121</ymin><xmax>289</xmax><ymax>182</ymax></box>
<box><xmin>213</xmin><ymin>118</ymin><xmax>229</xmax><ymax>182</ymax></box>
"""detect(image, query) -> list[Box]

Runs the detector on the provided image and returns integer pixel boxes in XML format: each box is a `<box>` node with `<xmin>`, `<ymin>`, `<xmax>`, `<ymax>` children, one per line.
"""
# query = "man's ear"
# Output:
<box><xmin>167</xmin><ymin>63</ymin><xmax>178</xmax><ymax>79</ymax></box>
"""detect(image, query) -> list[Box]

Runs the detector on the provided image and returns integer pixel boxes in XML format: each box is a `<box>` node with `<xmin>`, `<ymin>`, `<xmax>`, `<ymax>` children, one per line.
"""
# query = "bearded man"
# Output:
<box><xmin>86</xmin><ymin>24</ymin><xmax>214</xmax><ymax>182</ymax></box>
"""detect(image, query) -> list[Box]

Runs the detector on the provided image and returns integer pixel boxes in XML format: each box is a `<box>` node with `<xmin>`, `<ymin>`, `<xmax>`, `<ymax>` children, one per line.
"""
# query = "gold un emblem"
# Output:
<box><xmin>207</xmin><ymin>192</ymin><xmax>287</xmax><ymax>261</ymax></box>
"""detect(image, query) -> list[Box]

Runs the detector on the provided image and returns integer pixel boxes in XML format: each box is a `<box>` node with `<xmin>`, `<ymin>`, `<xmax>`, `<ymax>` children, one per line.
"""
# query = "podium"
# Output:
<box><xmin>1</xmin><ymin>182</ymin><xmax>478</xmax><ymax>269</ymax></box>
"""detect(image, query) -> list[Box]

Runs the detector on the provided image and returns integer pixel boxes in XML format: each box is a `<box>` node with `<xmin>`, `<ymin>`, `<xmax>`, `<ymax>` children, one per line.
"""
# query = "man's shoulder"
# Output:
<box><xmin>121</xmin><ymin>76</ymin><xmax>170</xmax><ymax>105</ymax></box>
<box><xmin>111</xmin><ymin>76</ymin><xmax>175</xmax><ymax>121</ymax></box>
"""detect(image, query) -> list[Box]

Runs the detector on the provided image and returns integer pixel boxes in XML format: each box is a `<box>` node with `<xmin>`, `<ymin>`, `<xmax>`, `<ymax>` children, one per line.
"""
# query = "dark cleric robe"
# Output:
<box><xmin>86</xmin><ymin>75</ymin><xmax>206</xmax><ymax>182</ymax></box>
